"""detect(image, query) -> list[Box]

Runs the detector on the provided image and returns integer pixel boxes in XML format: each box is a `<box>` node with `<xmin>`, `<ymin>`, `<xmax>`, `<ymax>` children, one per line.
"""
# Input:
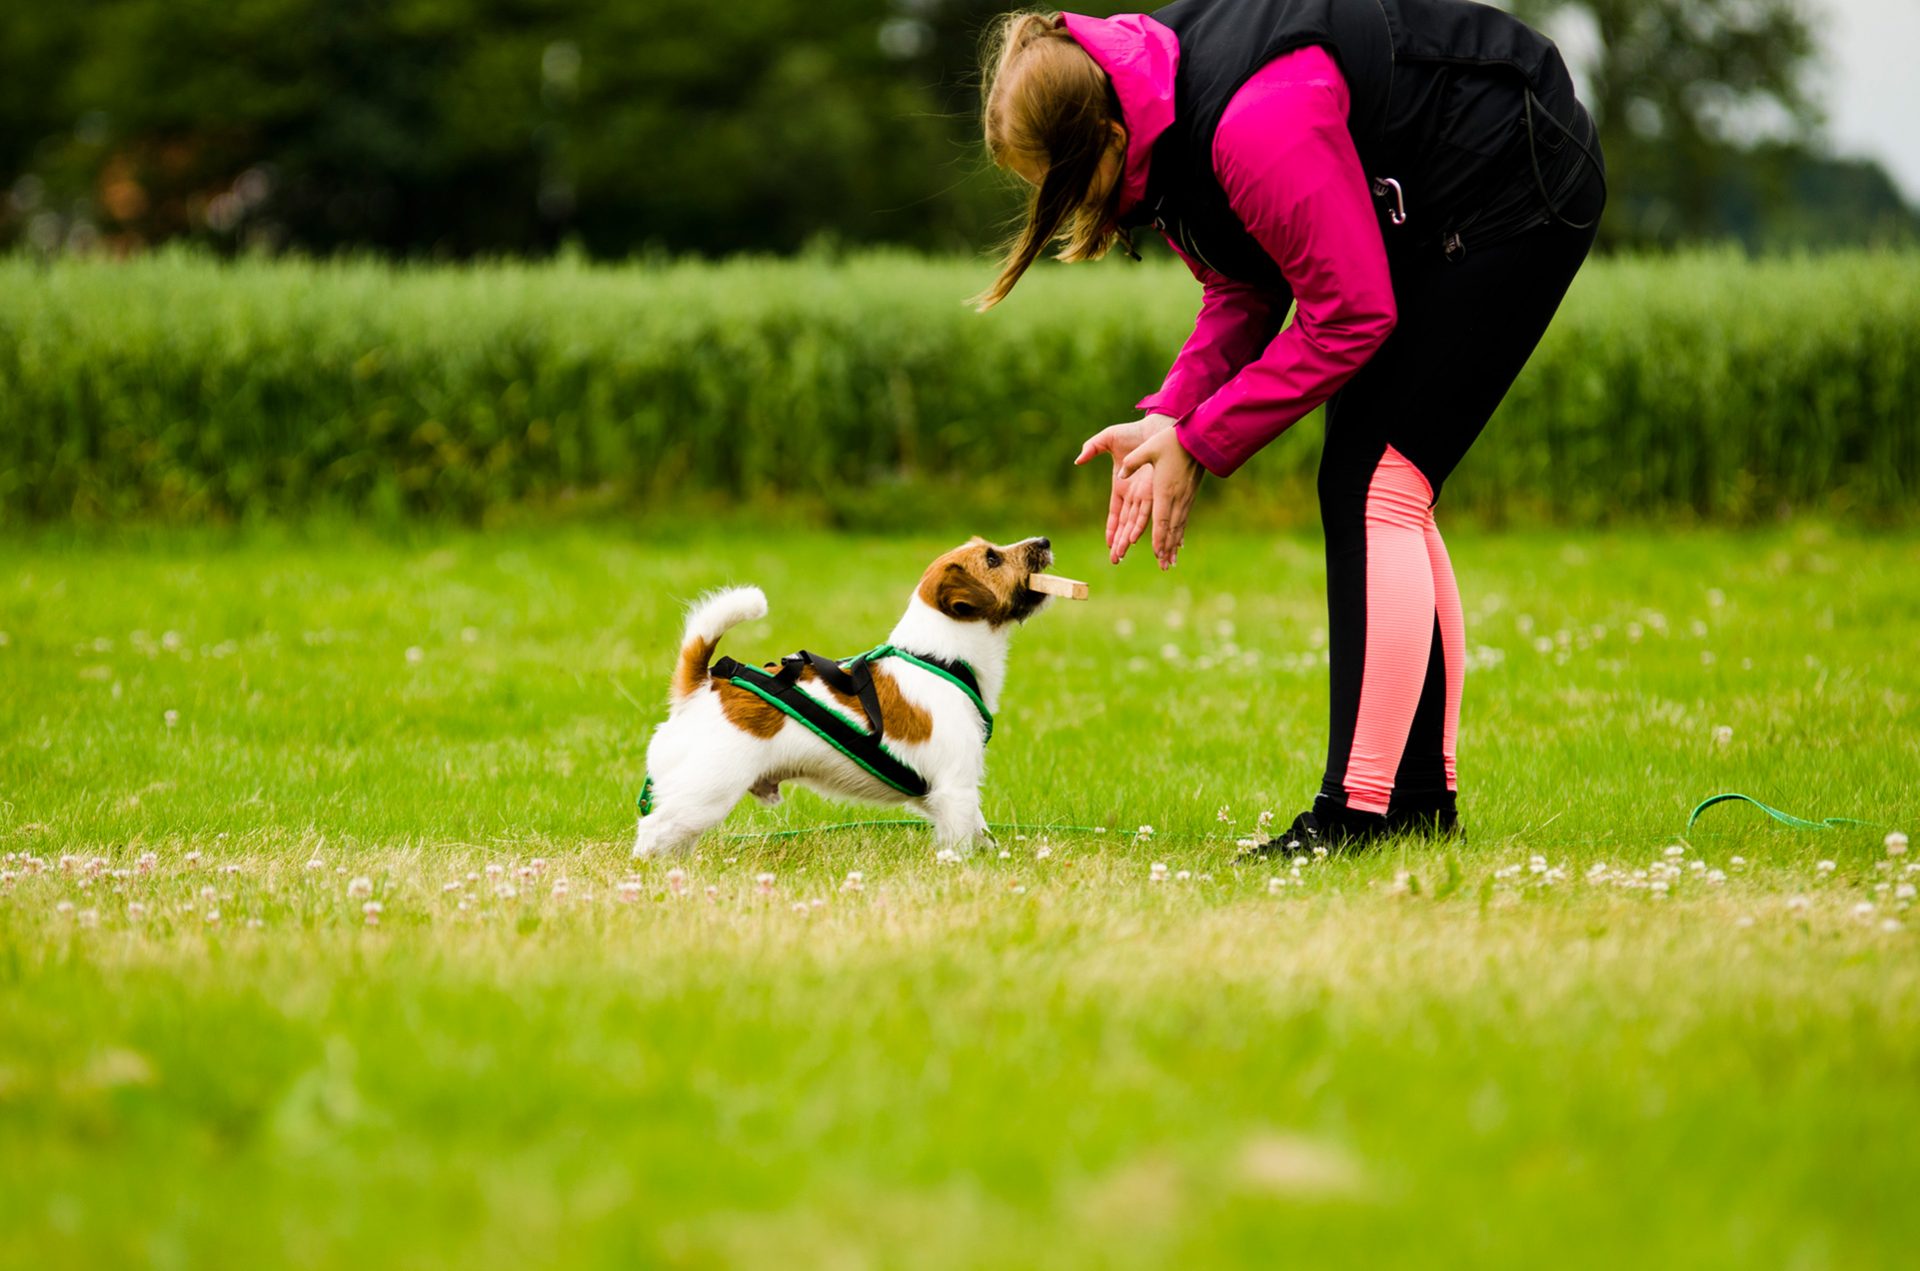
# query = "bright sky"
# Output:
<box><xmin>1823</xmin><ymin>0</ymin><xmax>1920</xmax><ymax>200</ymax></box>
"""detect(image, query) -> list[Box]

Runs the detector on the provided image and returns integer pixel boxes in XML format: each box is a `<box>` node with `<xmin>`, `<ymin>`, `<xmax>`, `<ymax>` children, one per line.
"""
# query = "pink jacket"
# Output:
<box><xmin>1060</xmin><ymin>12</ymin><xmax>1397</xmax><ymax>477</ymax></box>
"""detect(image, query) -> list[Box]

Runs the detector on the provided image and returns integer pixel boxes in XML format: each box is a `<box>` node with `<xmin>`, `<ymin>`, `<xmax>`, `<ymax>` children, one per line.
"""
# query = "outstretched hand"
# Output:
<box><xmin>1075</xmin><ymin>415</ymin><xmax>1204</xmax><ymax>570</ymax></box>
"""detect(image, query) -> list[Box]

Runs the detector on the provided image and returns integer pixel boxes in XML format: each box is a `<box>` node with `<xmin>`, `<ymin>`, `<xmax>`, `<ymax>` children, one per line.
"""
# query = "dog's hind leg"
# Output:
<box><xmin>632</xmin><ymin>772</ymin><xmax>753</xmax><ymax>858</ymax></box>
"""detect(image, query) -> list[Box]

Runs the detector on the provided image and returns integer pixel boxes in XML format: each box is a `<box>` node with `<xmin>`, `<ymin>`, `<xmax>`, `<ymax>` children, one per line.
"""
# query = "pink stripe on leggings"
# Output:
<box><xmin>1344</xmin><ymin>446</ymin><xmax>1438</xmax><ymax>814</ymax></box>
<box><xmin>1425</xmin><ymin>517</ymin><xmax>1465</xmax><ymax>791</ymax></box>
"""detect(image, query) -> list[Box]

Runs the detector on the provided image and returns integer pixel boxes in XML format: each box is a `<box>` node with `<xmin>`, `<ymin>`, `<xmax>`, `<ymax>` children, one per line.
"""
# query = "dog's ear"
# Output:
<box><xmin>934</xmin><ymin>563</ymin><xmax>997</xmax><ymax>622</ymax></box>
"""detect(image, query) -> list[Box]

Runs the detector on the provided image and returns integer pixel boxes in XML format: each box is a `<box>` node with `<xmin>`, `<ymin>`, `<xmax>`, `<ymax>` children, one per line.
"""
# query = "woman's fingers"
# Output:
<box><xmin>1076</xmin><ymin>425</ymin><xmax>1120</xmax><ymax>466</ymax></box>
<box><xmin>1151</xmin><ymin>476</ymin><xmax>1173</xmax><ymax>568</ymax></box>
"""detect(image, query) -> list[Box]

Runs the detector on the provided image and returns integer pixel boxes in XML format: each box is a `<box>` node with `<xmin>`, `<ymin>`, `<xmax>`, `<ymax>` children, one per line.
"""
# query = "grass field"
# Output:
<box><xmin>3</xmin><ymin>520</ymin><xmax>1918</xmax><ymax>1268</ymax></box>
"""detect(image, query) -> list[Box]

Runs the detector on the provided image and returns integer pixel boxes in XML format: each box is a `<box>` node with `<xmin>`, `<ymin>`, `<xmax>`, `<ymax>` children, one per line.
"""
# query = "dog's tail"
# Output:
<box><xmin>671</xmin><ymin>586</ymin><xmax>768</xmax><ymax>707</ymax></box>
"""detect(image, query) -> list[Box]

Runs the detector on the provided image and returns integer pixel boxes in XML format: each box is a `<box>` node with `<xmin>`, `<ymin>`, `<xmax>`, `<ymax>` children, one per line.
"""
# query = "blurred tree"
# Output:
<box><xmin>1507</xmin><ymin>0</ymin><xmax>1914</xmax><ymax>247</ymax></box>
<box><xmin>0</xmin><ymin>0</ymin><xmax>1911</xmax><ymax>256</ymax></box>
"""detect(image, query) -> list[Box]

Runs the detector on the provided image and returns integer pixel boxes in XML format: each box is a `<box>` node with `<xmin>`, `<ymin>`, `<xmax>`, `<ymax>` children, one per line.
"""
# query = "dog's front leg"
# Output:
<box><xmin>925</xmin><ymin>789</ymin><xmax>993</xmax><ymax>855</ymax></box>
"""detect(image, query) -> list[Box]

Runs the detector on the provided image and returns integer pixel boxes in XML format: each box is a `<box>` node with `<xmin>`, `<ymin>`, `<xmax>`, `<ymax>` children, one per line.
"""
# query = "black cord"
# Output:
<box><xmin>1524</xmin><ymin>89</ymin><xmax>1608</xmax><ymax>232</ymax></box>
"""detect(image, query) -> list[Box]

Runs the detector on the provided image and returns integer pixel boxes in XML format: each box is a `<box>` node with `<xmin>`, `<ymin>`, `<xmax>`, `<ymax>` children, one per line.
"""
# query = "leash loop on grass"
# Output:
<box><xmin>1687</xmin><ymin>792</ymin><xmax>1874</xmax><ymax>832</ymax></box>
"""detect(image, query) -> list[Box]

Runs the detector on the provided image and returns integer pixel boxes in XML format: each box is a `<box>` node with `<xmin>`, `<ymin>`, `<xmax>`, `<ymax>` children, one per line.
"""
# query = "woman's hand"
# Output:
<box><xmin>1077</xmin><ymin>414</ymin><xmax>1172</xmax><ymax>564</ymax></box>
<box><xmin>1115</xmin><ymin>425</ymin><xmax>1204</xmax><ymax>570</ymax></box>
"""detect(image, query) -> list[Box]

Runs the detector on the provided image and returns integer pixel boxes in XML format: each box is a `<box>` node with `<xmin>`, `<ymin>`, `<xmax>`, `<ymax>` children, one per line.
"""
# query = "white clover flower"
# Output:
<box><xmin>1896</xmin><ymin>883</ymin><xmax>1916</xmax><ymax>901</ymax></box>
<box><xmin>997</xmin><ymin>850</ymin><xmax>1011</xmax><ymax>860</ymax></box>
<box><xmin>755</xmin><ymin>872</ymin><xmax>776</xmax><ymax>894</ymax></box>
<box><xmin>705</xmin><ymin>885</ymin><xmax>719</xmax><ymax>899</ymax></box>
<box><xmin>810</xmin><ymin>898</ymin><xmax>826</xmax><ymax>910</ymax></box>
<box><xmin>1257</xmin><ymin>810</ymin><xmax>1275</xmax><ymax>829</ymax></box>
<box><xmin>137</xmin><ymin>851</ymin><xmax>158</xmax><ymax>873</ymax></box>
<box><xmin>204</xmin><ymin>909</ymin><xmax>220</xmax><ymax>924</ymax></box>
<box><xmin>529</xmin><ymin>858</ymin><xmax>548</xmax><ymax>873</ymax></box>
<box><xmin>1887</xmin><ymin>831</ymin><xmax>1909</xmax><ymax>857</ymax></box>
<box><xmin>1786</xmin><ymin>895</ymin><xmax>1810</xmax><ymax>911</ymax></box>
<box><xmin>1010</xmin><ymin>884</ymin><xmax>1028</xmax><ymax>895</ymax></box>
<box><xmin>665</xmin><ymin>867</ymin><xmax>687</xmax><ymax>895</ymax></box>
<box><xmin>1035</xmin><ymin>845</ymin><xmax>1052</xmax><ymax>861</ymax></box>
<box><xmin>1730</xmin><ymin>855</ymin><xmax>1746</xmax><ymax>868</ymax></box>
<box><xmin>128</xmin><ymin>901</ymin><xmax>148</xmax><ymax>918</ymax></box>
<box><xmin>1149</xmin><ymin>862</ymin><xmax>1169</xmax><ymax>882</ymax></box>
<box><xmin>347</xmin><ymin>876</ymin><xmax>373</xmax><ymax>898</ymax></box>
<box><xmin>494</xmin><ymin>883</ymin><xmax>517</xmax><ymax>900</ymax></box>
<box><xmin>164</xmin><ymin>710</ymin><xmax>180</xmax><ymax>728</ymax></box>
<box><xmin>1711</xmin><ymin>725</ymin><xmax>1732</xmax><ymax>745</ymax></box>
<box><xmin>1816</xmin><ymin>860</ymin><xmax>1836</xmax><ymax>874</ymax></box>
<box><xmin>442</xmin><ymin>881</ymin><xmax>461</xmax><ymax>893</ymax></box>
<box><xmin>550</xmin><ymin>879</ymin><xmax>570</xmax><ymax>899</ymax></box>
<box><xmin>617</xmin><ymin>879</ymin><xmax>642</xmax><ymax>903</ymax></box>
<box><xmin>1267</xmin><ymin>877</ymin><xmax>1285</xmax><ymax>894</ymax></box>
<box><xmin>1854</xmin><ymin>901</ymin><xmax>1876</xmax><ymax>917</ymax></box>
<box><xmin>485</xmin><ymin>863</ymin><xmax>504</xmax><ymax>878</ymax></box>
<box><xmin>1734</xmin><ymin>915</ymin><xmax>1755</xmax><ymax>928</ymax></box>
<box><xmin>935</xmin><ymin>848</ymin><xmax>961</xmax><ymax>864</ymax></box>
<box><xmin>1650</xmin><ymin>880</ymin><xmax>1670</xmax><ymax>896</ymax></box>
<box><xmin>1174</xmin><ymin>870</ymin><xmax>1191</xmax><ymax>882</ymax></box>
<box><xmin>405</xmin><ymin>646</ymin><xmax>425</xmax><ymax>664</ymax></box>
<box><xmin>841</xmin><ymin>872</ymin><xmax>864</xmax><ymax>893</ymax></box>
<box><xmin>1706</xmin><ymin>869</ymin><xmax>1727</xmax><ymax>885</ymax></box>
<box><xmin>1136</xmin><ymin>825</ymin><xmax>1156</xmax><ymax>838</ymax></box>
<box><xmin>78</xmin><ymin>908</ymin><xmax>99</xmax><ymax>928</ymax></box>
<box><xmin>183</xmin><ymin>850</ymin><xmax>202</xmax><ymax>867</ymax></box>
<box><xmin>1882</xmin><ymin>918</ymin><xmax>1904</xmax><ymax>932</ymax></box>
<box><xmin>1664</xmin><ymin>845</ymin><xmax>1685</xmax><ymax>859</ymax></box>
<box><xmin>363</xmin><ymin>901</ymin><xmax>383</xmax><ymax>925</ymax></box>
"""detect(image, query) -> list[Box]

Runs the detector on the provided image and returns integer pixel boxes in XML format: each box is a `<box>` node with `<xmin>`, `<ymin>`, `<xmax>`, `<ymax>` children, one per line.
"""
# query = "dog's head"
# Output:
<box><xmin>917</xmin><ymin>535</ymin><xmax>1054</xmax><ymax>627</ymax></box>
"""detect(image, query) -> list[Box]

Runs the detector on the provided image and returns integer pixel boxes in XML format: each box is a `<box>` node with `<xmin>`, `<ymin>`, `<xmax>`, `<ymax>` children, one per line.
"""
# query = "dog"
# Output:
<box><xmin>632</xmin><ymin>536</ymin><xmax>1054</xmax><ymax>858</ymax></box>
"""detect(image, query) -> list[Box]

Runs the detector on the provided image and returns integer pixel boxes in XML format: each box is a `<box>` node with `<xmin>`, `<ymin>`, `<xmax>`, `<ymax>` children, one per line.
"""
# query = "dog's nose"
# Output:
<box><xmin>1033</xmin><ymin>537</ymin><xmax>1051</xmax><ymax>552</ymax></box>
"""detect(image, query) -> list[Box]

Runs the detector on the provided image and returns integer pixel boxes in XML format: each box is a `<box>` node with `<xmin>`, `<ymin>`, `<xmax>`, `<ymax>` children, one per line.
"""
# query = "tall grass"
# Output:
<box><xmin>1</xmin><ymin>248</ymin><xmax>1915</xmax><ymax>524</ymax></box>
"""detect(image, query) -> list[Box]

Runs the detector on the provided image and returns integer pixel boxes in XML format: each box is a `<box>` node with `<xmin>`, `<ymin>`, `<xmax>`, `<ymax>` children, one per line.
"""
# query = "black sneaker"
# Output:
<box><xmin>1384</xmin><ymin>798</ymin><xmax>1464</xmax><ymax>841</ymax></box>
<box><xmin>1235</xmin><ymin>807</ymin><xmax>1387</xmax><ymax>862</ymax></box>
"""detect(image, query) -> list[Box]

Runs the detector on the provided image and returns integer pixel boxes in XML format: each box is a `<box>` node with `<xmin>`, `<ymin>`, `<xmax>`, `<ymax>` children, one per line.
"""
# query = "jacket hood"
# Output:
<box><xmin>1059</xmin><ymin>12</ymin><xmax>1179</xmax><ymax>215</ymax></box>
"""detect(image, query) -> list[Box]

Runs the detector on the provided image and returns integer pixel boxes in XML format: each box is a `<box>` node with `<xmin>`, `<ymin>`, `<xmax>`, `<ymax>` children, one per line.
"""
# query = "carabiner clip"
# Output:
<box><xmin>1371</xmin><ymin>177</ymin><xmax>1408</xmax><ymax>226</ymax></box>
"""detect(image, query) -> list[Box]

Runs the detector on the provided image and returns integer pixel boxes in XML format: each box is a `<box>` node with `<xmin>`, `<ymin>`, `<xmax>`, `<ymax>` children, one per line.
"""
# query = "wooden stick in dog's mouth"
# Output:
<box><xmin>1026</xmin><ymin>573</ymin><xmax>1089</xmax><ymax>600</ymax></box>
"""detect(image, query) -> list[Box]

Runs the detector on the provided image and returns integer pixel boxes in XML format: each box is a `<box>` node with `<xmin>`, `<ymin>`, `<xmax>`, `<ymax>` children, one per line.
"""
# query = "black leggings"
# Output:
<box><xmin>1314</xmin><ymin>212</ymin><xmax>1600</xmax><ymax>821</ymax></box>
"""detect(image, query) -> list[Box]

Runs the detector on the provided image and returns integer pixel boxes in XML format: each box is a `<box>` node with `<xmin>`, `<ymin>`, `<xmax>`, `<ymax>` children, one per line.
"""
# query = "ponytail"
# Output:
<box><xmin>973</xmin><ymin>11</ymin><xmax>1126</xmax><ymax>311</ymax></box>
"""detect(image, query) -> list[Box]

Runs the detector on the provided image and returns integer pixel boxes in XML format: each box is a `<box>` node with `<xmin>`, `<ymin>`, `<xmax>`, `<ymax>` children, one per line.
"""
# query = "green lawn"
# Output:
<box><xmin>3</xmin><ymin>522</ymin><xmax>1917</xmax><ymax>1269</ymax></box>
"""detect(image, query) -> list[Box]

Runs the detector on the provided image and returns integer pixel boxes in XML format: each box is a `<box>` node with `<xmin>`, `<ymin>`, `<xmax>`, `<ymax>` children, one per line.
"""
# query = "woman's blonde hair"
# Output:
<box><xmin>973</xmin><ymin>11</ymin><xmax>1127</xmax><ymax>311</ymax></box>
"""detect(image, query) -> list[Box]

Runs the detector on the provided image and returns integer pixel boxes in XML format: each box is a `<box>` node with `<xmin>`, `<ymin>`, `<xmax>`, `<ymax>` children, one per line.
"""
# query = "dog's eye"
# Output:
<box><xmin>985</xmin><ymin>549</ymin><xmax>1002</xmax><ymax>569</ymax></box>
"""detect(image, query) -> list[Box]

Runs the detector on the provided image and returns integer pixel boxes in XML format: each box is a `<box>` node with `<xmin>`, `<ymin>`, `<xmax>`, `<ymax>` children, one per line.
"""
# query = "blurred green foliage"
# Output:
<box><xmin>1</xmin><ymin>1</ymin><xmax>1912</xmax><ymax>257</ymax></box>
<box><xmin>1</xmin><ymin>249</ymin><xmax>1914</xmax><ymax>525</ymax></box>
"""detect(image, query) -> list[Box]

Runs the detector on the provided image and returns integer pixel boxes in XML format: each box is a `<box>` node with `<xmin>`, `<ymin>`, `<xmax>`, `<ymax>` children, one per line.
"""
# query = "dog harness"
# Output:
<box><xmin>636</xmin><ymin>645</ymin><xmax>992</xmax><ymax>815</ymax></box>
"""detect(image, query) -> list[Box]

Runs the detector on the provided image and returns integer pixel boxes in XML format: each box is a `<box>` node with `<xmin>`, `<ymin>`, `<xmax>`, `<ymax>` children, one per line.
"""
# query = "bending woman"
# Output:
<box><xmin>976</xmin><ymin>0</ymin><xmax>1606</xmax><ymax>852</ymax></box>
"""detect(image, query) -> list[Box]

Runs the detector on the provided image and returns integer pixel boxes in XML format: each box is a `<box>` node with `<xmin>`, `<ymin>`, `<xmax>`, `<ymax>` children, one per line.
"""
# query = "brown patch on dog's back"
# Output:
<box><xmin>714</xmin><ymin>677</ymin><xmax>787</xmax><ymax>738</ymax></box>
<box><xmin>871</xmin><ymin>665</ymin><xmax>933</xmax><ymax>743</ymax></box>
<box><xmin>710</xmin><ymin>660</ymin><xmax>931</xmax><ymax>743</ymax></box>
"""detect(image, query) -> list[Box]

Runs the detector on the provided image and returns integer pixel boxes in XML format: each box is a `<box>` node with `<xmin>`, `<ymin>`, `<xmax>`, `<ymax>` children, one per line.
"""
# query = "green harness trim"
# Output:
<box><xmin>638</xmin><ymin>644</ymin><xmax>991</xmax><ymax>814</ymax></box>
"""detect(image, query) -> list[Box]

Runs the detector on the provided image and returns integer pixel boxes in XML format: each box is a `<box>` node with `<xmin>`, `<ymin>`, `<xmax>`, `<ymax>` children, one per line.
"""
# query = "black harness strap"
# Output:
<box><xmin>708</xmin><ymin>653</ymin><xmax>932</xmax><ymax>797</ymax></box>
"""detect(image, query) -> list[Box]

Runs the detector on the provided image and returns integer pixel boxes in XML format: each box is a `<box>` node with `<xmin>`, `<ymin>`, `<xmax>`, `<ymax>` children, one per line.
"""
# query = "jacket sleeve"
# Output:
<box><xmin>1135</xmin><ymin>258</ymin><xmax>1288</xmax><ymax>422</ymax></box>
<box><xmin>1171</xmin><ymin>48</ymin><xmax>1397</xmax><ymax>478</ymax></box>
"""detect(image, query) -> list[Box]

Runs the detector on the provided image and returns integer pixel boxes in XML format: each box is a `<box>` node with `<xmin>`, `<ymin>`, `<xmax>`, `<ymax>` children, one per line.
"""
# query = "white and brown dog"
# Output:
<box><xmin>632</xmin><ymin>536</ymin><xmax>1054</xmax><ymax>858</ymax></box>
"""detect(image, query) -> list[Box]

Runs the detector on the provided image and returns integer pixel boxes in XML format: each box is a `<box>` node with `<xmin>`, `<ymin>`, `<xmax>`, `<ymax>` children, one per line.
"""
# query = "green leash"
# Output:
<box><xmin>724</xmin><ymin>819</ymin><xmax>1110</xmax><ymax>842</ymax></box>
<box><xmin>1687</xmin><ymin>792</ymin><xmax>1875</xmax><ymax>831</ymax></box>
